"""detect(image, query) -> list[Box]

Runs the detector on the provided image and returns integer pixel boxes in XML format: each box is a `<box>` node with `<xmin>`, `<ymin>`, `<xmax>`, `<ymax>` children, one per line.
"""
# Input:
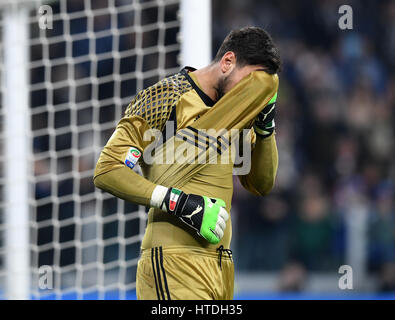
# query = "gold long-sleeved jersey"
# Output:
<box><xmin>94</xmin><ymin>67</ymin><xmax>278</xmax><ymax>250</ymax></box>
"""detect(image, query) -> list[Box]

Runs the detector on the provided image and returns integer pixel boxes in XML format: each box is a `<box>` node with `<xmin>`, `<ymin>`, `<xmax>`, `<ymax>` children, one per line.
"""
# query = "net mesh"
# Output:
<box><xmin>0</xmin><ymin>0</ymin><xmax>181</xmax><ymax>299</ymax></box>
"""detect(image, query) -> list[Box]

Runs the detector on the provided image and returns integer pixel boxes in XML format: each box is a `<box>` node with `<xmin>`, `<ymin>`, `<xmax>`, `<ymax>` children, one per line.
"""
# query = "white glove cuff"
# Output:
<box><xmin>150</xmin><ymin>185</ymin><xmax>169</xmax><ymax>209</ymax></box>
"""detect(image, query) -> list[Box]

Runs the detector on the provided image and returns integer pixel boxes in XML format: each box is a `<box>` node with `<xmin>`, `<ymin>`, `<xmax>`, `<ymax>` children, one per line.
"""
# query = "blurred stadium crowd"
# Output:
<box><xmin>16</xmin><ymin>0</ymin><xmax>394</xmax><ymax>295</ymax></box>
<box><xmin>213</xmin><ymin>0</ymin><xmax>395</xmax><ymax>292</ymax></box>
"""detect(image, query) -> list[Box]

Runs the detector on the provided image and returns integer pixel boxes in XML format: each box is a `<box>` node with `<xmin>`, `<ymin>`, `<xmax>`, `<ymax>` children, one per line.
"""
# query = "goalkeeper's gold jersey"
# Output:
<box><xmin>94</xmin><ymin>67</ymin><xmax>278</xmax><ymax>250</ymax></box>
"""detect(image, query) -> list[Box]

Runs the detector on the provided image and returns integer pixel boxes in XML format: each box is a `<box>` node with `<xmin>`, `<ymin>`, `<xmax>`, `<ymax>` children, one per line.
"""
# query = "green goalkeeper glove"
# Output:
<box><xmin>254</xmin><ymin>92</ymin><xmax>277</xmax><ymax>138</ymax></box>
<box><xmin>150</xmin><ymin>186</ymin><xmax>229</xmax><ymax>244</ymax></box>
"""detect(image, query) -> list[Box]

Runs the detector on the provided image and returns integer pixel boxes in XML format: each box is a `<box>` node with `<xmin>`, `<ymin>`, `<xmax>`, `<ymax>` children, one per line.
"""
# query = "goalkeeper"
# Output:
<box><xmin>93</xmin><ymin>27</ymin><xmax>280</xmax><ymax>300</ymax></box>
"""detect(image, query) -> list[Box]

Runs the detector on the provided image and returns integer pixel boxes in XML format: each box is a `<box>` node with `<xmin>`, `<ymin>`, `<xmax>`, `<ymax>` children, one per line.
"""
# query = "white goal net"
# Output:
<box><xmin>0</xmin><ymin>0</ymin><xmax>212</xmax><ymax>300</ymax></box>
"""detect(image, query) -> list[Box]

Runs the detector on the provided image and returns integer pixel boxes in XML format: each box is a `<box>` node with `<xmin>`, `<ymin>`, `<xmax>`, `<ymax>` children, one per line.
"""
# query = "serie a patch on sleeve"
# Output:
<box><xmin>124</xmin><ymin>147</ymin><xmax>142</xmax><ymax>169</ymax></box>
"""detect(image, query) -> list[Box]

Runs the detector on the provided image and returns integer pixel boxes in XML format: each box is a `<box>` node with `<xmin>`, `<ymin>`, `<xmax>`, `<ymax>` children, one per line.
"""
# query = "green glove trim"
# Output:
<box><xmin>200</xmin><ymin>197</ymin><xmax>227</xmax><ymax>244</ymax></box>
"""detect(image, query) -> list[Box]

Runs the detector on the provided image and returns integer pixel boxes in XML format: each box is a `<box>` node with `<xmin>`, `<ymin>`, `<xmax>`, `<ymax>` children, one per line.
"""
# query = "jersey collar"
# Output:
<box><xmin>181</xmin><ymin>66</ymin><xmax>215</xmax><ymax>107</ymax></box>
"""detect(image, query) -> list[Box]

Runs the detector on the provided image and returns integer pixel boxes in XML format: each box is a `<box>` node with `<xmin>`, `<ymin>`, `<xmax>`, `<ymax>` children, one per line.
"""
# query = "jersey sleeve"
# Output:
<box><xmin>94</xmin><ymin>82</ymin><xmax>177</xmax><ymax>179</ymax></box>
<box><xmin>238</xmin><ymin>129</ymin><xmax>278</xmax><ymax>196</ymax></box>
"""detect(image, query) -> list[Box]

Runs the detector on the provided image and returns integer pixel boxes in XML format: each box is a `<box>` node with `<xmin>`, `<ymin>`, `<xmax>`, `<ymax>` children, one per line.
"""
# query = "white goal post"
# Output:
<box><xmin>2</xmin><ymin>2</ymin><xmax>31</xmax><ymax>301</ymax></box>
<box><xmin>0</xmin><ymin>0</ymin><xmax>211</xmax><ymax>300</ymax></box>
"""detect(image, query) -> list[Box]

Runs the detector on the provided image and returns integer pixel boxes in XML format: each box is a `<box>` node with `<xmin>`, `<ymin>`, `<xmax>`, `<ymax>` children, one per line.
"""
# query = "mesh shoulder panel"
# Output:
<box><xmin>124</xmin><ymin>72</ymin><xmax>193</xmax><ymax>131</ymax></box>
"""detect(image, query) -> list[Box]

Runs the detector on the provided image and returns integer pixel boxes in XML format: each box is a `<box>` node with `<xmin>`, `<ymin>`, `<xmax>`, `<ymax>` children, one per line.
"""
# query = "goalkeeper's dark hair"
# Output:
<box><xmin>214</xmin><ymin>26</ymin><xmax>281</xmax><ymax>74</ymax></box>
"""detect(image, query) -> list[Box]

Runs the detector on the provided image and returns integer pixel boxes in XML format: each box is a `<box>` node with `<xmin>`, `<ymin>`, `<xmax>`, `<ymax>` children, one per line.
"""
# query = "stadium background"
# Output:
<box><xmin>0</xmin><ymin>0</ymin><xmax>394</xmax><ymax>299</ymax></box>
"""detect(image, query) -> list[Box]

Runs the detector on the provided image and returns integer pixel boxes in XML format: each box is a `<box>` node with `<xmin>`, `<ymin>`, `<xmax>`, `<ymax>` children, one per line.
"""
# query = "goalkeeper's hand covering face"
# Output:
<box><xmin>151</xmin><ymin>186</ymin><xmax>229</xmax><ymax>244</ymax></box>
